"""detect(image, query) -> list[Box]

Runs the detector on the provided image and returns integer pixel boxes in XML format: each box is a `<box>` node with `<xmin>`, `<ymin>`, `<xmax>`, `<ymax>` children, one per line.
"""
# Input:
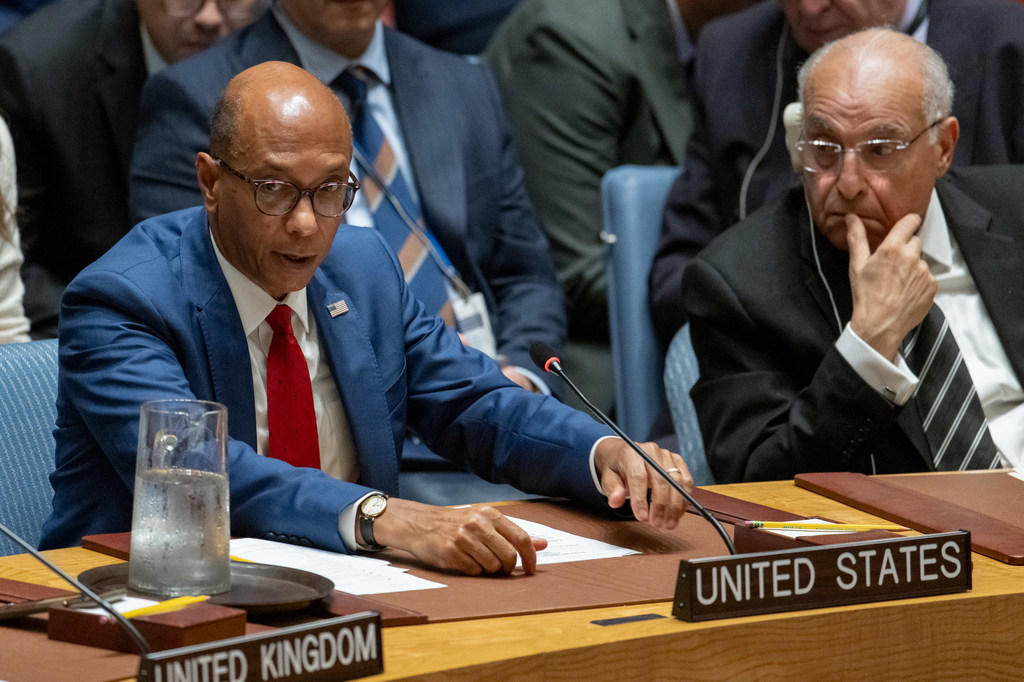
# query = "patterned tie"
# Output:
<box><xmin>902</xmin><ymin>305</ymin><xmax>1000</xmax><ymax>471</ymax></box>
<box><xmin>266</xmin><ymin>305</ymin><xmax>320</xmax><ymax>468</ymax></box>
<box><xmin>333</xmin><ymin>67</ymin><xmax>454</xmax><ymax>325</ymax></box>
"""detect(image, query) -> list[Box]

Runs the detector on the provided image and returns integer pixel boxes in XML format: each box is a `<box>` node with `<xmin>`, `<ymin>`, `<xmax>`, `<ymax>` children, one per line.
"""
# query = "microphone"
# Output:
<box><xmin>530</xmin><ymin>342</ymin><xmax>736</xmax><ymax>555</ymax></box>
<box><xmin>0</xmin><ymin>521</ymin><xmax>152</xmax><ymax>654</ymax></box>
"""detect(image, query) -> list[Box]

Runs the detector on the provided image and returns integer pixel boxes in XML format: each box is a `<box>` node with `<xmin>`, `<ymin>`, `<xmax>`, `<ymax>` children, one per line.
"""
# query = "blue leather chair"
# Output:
<box><xmin>602</xmin><ymin>166</ymin><xmax>714</xmax><ymax>485</ymax></box>
<box><xmin>0</xmin><ymin>339</ymin><xmax>58</xmax><ymax>555</ymax></box>
<box><xmin>664</xmin><ymin>325</ymin><xmax>714</xmax><ymax>485</ymax></box>
<box><xmin>601</xmin><ymin>165</ymin><xmax>680</xmax><ymax>440</ymax></box>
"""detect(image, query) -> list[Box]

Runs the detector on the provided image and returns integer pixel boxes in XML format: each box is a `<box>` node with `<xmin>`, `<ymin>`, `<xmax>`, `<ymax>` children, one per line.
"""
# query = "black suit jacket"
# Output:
<box><xmin>651</xmin><ymin>0</ymin><xmax>1024</xmax><ymax>346</ymax></box>
<box><xmin>0</xmin><ymin>0</ymin><xmax>146</xmax><ymax>338</ymax></box>
<box><xmin>681</xmin><ymin>166</ymin><xmax>1024</xmax><ymax>483</ymax></box>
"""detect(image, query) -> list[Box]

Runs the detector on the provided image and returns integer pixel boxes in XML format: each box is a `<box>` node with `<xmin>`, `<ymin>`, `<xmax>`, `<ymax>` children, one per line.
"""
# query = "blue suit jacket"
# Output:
<box><xmin>39</xmin><ymin>207</ymin><xmax>610</xmax><ymax>551</ymax></box>
<box><xmin>128</xmin><ymin>11</ymin><xmax>564</xmax><ymax>378</ymax></box>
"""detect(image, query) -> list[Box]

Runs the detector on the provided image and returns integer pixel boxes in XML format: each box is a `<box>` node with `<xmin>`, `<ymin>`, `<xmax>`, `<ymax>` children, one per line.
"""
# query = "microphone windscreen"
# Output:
<box><xmin>529</xmin><ymin>342</ymin><xmax>558</xmax><ymax>371</ymax></box>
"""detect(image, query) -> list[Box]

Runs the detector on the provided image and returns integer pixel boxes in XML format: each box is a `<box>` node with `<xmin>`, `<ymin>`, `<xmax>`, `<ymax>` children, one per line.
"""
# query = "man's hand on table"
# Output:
<box><xmin>595</xmin><ymin>438</ymin><xmax>692</xmax><ymax>530</ymax></box>
<box><xmin>370</xmin><ymin>498</ymin><xmax>549</xmax><ymax>576</ymax></box>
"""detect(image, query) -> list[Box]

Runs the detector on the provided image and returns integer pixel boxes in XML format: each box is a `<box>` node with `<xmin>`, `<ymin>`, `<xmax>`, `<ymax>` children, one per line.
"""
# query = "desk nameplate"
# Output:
<box><xmin>673</xmin><ymin>531</ymin><xmax>971</xmax><ymax>621</ymax></box>
<box><xmin>136</xmin><ymin>611</ymin><xmax>382</xmax><ymax>682</ymax></box>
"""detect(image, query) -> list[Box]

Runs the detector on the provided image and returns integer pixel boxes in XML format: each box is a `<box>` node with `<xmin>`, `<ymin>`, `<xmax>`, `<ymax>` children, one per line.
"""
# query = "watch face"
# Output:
<box><xmin>362</xmin><ymin>495</ymin><xmax>387</xmax><ymax>517</ymax></box>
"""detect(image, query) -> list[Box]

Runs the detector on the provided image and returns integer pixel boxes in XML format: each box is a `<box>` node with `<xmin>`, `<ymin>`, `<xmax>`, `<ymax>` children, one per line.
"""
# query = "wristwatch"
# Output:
<box><xmin>357</xmin><ymin>493</ymin><xmax>388</xmax><ymax>551</ymax></box>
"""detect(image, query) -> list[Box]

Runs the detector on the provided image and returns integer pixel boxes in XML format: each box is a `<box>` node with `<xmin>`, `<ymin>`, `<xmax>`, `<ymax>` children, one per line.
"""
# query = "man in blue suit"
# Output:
<box><xmin>41</xmin><ymin>62</ymin><xmax>690</xmax><ymax>574</ymax></box>
<box><xmin>130</xmin><ymin>0</ymin><xmax>559</xmax><ymax>397</ymax></box>
<box><xmin>129</xmin><ymin>0</ymin><xmax>568</xmax><ymax>502</ymax></box>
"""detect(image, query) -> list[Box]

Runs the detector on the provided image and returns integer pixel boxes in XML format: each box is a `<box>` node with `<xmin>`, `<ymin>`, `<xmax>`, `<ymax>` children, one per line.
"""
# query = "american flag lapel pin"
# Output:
<box><xmin>327</xmin><ymin>299</ymin><xmax>349</xmax><ymax>318</ymax></box>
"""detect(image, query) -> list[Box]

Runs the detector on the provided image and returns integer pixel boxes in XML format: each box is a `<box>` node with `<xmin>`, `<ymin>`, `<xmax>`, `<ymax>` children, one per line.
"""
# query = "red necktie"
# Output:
<box><xmin>266</xmin><ymin>305</ymin><xmax>320</xmax><ymax>468</ymax></box>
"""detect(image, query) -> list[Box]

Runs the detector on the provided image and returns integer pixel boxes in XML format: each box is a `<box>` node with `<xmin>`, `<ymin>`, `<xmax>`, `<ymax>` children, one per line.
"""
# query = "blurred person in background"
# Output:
<box><xmin>0</xmin><ymin>0</ymin><xmax>267</xmax><ymax>338</ymax></box>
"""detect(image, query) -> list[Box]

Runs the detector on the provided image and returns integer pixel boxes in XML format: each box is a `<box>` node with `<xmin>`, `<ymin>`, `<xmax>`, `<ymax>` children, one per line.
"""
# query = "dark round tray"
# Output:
<box><xmin>78</xmin><ymin>561</ymin><xmax>335</xmax><ymax>614</ymax></box>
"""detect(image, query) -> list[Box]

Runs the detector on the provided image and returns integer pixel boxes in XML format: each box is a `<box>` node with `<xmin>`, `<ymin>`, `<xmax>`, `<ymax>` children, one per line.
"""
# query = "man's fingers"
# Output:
<box><xmin>887</xmin><ymin>212</ymin><xmax>923</xmax><ymax>244</ymax></box>
<box><xmin>845</xmin><ymin>213</ymin><xmax>870</xmax><ymax>267</ymax></box>
<box><xmin>453</xmin><ymin>508</ymin><xmax>537</xmax><ymax>575</ymax></box>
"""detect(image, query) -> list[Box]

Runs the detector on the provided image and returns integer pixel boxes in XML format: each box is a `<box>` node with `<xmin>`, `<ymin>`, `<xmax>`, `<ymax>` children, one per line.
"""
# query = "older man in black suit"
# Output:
<box><xmin>650</xmin><ymin>0</ymin><xmax>1024</xmax><ymax>348</ymax></box>
<box><xmin>681</xmin><ymin>28</ymin><xmax>1024</xmax><ymax>483</ymax></box>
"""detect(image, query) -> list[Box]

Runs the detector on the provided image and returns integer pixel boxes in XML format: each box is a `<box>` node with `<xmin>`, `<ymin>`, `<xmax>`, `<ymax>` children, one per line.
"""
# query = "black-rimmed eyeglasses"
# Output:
<box><xmin>215</xmin><ymin>159</ymin><xmax>360</xmax><ymax>218</ymax></box>
<box><xmin>794</xmin><ymin>119</ymin><xmax>945</xmax><ymax>175</ymax></box>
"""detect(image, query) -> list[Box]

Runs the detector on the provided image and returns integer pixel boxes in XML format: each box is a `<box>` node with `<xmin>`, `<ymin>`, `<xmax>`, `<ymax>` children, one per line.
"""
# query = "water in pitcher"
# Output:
<box><xmin>128</xmin><ymin>467</ymin><xmax>230</xmax><ymax>597</ymax></box>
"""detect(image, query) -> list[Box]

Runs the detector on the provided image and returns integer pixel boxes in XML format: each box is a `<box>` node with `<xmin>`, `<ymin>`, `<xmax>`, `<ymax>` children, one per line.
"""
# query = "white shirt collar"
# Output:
<box><xmin>208</xmin><ymin>226</ymin><xmax>310</xmax><ymax>336</ymax></box>
<box><xmin>273</xmin><ymin>4</ymin><xmax>390</xmax><ymax>86</ymax></box>
<box><xmin>917</xmin><ymin>188</ymin><xmax>952</xmax><ymax>270</ymax></box>
<box><xmin>139</xmin><ymin>22</ymin><xmax>169</xmax><ymax>77</ymax></box>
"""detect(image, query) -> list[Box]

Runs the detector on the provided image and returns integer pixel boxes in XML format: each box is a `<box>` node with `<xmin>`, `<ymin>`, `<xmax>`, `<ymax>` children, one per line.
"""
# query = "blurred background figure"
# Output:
<box><xmin>0</xmin><ymin>0</ymin><xmax>54</xmax><ymax>34</ymax></box>
<box><xmin>0</xmin><ymin>0</ymin><xmax>267</xmax><ymax>338</ymax></box>
<box><xmin>485</xmin><ymin>0</ymin><xmax>754</xmax><ymax>415</ymax></box>
<box><xmin>0</xmin><ymin>115</ymin><xmax>30</xmax><ymax>343</ymax></box>
<box><xmin>391</xmin><ymin>0</ymin><xmax>520</xmax><ymax>54</ymax></box>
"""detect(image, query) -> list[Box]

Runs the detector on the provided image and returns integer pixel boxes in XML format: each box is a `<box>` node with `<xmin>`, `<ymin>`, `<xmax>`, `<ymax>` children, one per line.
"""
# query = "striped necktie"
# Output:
<box><xmin>902</xmin><ymin>305</ymin><xmax>1000</xmax><ymax>471</ymax></box>
<box><xmin>333</xmin><ymin>67</ymin><xmax>454</xmax><ymax>325</ymax></box>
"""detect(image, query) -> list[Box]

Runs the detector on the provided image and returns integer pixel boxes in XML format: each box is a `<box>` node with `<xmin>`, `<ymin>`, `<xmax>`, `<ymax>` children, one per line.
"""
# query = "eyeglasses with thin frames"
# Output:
<box><xmin>162</xmin><ymin>0</ymin><xmax>267</xmax><ymax>21</ymax></box>
<box><xmin>795</xmin><ymin>119</ymin><xmax>945</xmax><ymax>176</ymax></box>
<box><xmin>215</xmin><ymin>159</ymin><xmax>360</xmax><ymax>218</ymax></box>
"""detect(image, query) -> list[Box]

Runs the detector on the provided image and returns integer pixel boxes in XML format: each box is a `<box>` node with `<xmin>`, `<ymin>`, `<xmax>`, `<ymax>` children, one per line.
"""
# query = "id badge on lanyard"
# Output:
<box><xmin>452</xmin><ymin>292</ymin><xmax>498</xmax><ymax>359</ymax></box>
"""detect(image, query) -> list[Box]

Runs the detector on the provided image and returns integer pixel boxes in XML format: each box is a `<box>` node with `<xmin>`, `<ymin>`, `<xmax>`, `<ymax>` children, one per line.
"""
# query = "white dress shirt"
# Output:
<box><xmin>837</xmin><ymin>190</ymin><xmax>1024</xmax><ymax>467</ymax></box>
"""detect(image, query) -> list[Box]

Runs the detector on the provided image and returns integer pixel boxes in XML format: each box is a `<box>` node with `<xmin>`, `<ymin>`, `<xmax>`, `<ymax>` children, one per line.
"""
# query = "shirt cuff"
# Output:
<box><xmin>338</xmin><ymin>492</ymin><xmax>376</xmax><ymax>551</ymax></box>
<box><xmin>510</xmin><ymin>365</ymin><xmax>551</xmax><ymax>396</ymax></box>
<box><xmin>588</xmin><ymin>435</ymin><xmax>618</xmax><ymax>496</ymax></box>
<box><xmin>835</xmin><ymin>322</ymin><xmax>918</xmax><ymax>405</ymax></box>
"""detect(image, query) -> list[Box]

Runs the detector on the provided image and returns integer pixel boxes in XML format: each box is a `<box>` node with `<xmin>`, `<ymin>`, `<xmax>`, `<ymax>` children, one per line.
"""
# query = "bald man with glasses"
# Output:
<box><xmin>40</xmin><ymin>62</ymin><xmax>692</xmax><ymax>572</ymax></box>
<box><xmin>677</xmin><ymin>28</ymin><xmax>1024</xmax><ymax>484</ymax></box>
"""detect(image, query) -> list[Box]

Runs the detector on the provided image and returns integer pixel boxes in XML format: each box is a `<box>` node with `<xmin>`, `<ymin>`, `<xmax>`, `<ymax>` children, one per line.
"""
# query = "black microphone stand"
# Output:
<box><xmin>0</xmin><ymin>521</ymin><xmax>152</xmax><ymax>654</ymax></box>
<box><xmin>532</xmin><ymin>344</ymin><xmax>736</xmax><ymax>555</ymax></box>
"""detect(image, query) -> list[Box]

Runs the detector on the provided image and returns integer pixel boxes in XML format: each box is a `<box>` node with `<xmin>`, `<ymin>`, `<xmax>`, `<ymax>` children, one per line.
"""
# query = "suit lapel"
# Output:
<box><xmin>96</xmin><ymin>0</ymin><xmax>147</xmax><ymax>176</ymax></box>
<box><xmin>309</xmin><ymin>277</ymin><xmax>400</xmax><ymax>493</ymax></box>
<box><xmin>622</xmin><ymin>0</ymin><xmax>690</xmax><ymax>163</ymax></box>
<box><xmin>385</xmin><ymin>30</ymin><xmax>467</xmax><ymax>245</ymax></box>
<box><xmin>797</xmin><ymin>199</ymin><xmax>852</xmax><ymax>337</ymax></box>
<box><xmin>941</xmin><ymin>178</ymin><xmax>1024</xmax><ymax>385</ymax></box>
<box><xmin>181</xmin><ymin>212</ymin><xmax>258</xmax><ymax>449</ymax></box>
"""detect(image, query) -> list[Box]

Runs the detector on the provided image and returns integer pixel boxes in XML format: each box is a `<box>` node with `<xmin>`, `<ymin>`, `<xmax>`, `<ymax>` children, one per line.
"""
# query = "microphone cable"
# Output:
<box><xmin>530</xmin><ymin>343</ymin><xmax>736</xmax><ymax>555</ymax></box>
<box><xmin>0</xmin><ymin>521</ymin><xmax>152</xmax><ymax>654</ymax></box>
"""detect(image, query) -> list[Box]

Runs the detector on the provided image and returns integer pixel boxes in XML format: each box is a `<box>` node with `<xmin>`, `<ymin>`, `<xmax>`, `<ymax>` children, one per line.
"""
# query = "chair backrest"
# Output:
<box><xmin>601</xmin><ymin>165</ymin><xmax>680</xmax><ymax>439</ymax></box>
<box><xmin>0</xmin><ymin>339</ymin><xmax>58</xmax><ymax>555</ymax></box>
<box><xmin>663</xmin><ymin>325</ymin><xmax>714</xmax><ymax>485</ymax></box>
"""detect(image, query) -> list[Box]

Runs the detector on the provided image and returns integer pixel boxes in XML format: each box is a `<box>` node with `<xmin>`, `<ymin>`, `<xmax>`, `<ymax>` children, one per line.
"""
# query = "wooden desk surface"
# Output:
<box><xmin>3</xmin><ymin>479</ymin><xmax>1023</xmax><ymax>681</ymax></box>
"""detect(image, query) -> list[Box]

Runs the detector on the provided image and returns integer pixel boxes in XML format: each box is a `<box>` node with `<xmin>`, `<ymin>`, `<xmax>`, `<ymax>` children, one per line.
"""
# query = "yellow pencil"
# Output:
<box><xmin>744</xmin><ymin>521</ymin><xmax>909</xmax><ymax>532</ymax></box>
<box><xmin>121</xmin><ymin>595</ymin><xmax>209</xmax><ymax>619</ymax></box>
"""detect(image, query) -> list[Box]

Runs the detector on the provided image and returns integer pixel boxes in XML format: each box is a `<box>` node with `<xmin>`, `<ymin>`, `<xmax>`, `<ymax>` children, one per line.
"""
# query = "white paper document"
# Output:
<box><xmin>229</xmin><ymin>538</ymin><xmax>446</xmax><ymax>595</ymax></box>
<box><xmin>507</xmin><ymin>516</ymin><xmax>640</xmax><ymax>568</ymax></box>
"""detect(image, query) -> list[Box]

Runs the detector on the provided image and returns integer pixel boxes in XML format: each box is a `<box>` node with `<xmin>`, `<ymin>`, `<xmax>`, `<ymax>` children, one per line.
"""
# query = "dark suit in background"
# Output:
<box><xmin>0</xmin><ymin>0</ymin><xmax>144</xmax><ymax>338</ymax></box>
<box><xmin>392</xmin><ymin>0</ymin><xmax>520</xmax><ymax>54</ymax></box>
<box><xmin>682</xmin><ymin>167</ymin><xmax>1024</xmax><ymax>484</ymax></box>
<box><xmin>130</xmin><ymin>10</ymin><xmax>564</xmax><ymax>380</ymax></box>
<box><xmin>650</xmin><ymin>0</ymin><xmax>1024</xmax><ymax>346</ymax></box>
<box><xmin>486</xmin><ymin>0</ymin><xmax>691</xmax><ymax>341</ymax></box>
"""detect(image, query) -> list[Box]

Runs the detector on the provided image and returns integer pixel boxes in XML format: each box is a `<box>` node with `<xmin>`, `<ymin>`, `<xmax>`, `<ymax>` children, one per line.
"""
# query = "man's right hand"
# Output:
<box><xmin>847</xmin><ymin>213</ymin><xmax>936</xmax><ymax>361</ymax></box>
<box><xmin>368</xmin><ymin>498</ymin><xmax>548</xmax><ymax>575</ymax></box>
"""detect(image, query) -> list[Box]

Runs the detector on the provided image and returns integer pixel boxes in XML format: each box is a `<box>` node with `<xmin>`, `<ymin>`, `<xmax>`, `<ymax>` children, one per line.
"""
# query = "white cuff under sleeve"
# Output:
<box><xmin>835</xmin><ymin>322</ymin><xmax>918</xmax><ymax>405</ymax></box>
